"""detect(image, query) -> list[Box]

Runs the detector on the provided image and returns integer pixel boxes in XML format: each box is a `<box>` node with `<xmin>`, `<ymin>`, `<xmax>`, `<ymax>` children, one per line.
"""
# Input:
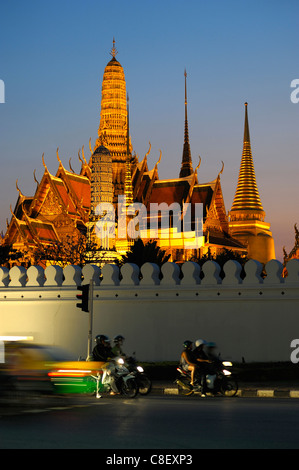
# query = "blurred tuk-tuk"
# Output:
<box><xmin>0</xmin><ymin>338</ymin><xmax>106</xmax><ymax>397</ymax></box>
<box><xmin>0</xmin><ymin>339</ymin><xmax>77</xmax><ymax>397</ymax></box>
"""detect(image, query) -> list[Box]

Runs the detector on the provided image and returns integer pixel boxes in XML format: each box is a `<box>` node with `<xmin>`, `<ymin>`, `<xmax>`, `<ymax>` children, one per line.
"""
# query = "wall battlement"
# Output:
<box><xmin>1</xmin><ymin>259</ymin><xmax>298</xmax><ymax>289</ymax></box>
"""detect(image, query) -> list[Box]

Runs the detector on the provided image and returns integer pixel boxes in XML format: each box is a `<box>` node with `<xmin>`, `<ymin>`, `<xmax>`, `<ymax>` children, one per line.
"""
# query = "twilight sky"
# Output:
<box><xmin>0</xmin><ymin>0</ymin><xmax>298</xmax><ymax>261</ymax></box>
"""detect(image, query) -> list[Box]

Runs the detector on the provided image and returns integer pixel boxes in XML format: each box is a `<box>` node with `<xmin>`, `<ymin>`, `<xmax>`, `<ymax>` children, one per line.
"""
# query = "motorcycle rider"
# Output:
<box><xmin>92</xmin><ymin>335</ymin><xmax>114</xmax><ymax>362</ymax></box>
<box><xmin>92</xmin><ymin>335</ymin><xmax>119</xmax><ymax>394</ymax></box>
<box><xmin>193</xmin><ymin>339</ymin><xmax>212</xmax><ymax>395</ymax></box>
<box><xmin>112</xmin><ymin>335</ymin><xmax>126</xmax><ymax>358</ymax></box>
<box><xmin>180</xmin><ymin>340</ymin><xmax>199</xmax><ymax>388</ymax></box>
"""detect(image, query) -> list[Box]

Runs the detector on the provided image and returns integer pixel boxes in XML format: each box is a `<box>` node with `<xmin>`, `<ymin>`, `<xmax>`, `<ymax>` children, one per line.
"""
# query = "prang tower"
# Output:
<box><xmin>229</xmin><ymin>103</ymin><xmax>275</xmax><ymax>264</ymax></box>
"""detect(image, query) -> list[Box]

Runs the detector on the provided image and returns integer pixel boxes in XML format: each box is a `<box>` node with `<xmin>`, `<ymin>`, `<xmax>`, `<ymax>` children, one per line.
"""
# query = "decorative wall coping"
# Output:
<box><xmin>0</xmin><ymin>259</ymin><xmax>298</xmax><ymax>288</ymax></box>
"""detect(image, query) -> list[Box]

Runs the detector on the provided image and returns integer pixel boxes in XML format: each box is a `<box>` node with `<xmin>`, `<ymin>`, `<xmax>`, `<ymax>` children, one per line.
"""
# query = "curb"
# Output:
<box><xmin>154</xmin><ymin>386</ymin><xmax>299</xmax><ymax>398</ymax></box>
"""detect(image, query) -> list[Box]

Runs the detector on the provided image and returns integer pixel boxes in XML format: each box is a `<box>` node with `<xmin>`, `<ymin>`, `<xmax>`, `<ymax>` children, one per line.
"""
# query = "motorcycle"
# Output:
<box><xmin>125</xmin><ymin>355</ymin><xmax>152</xmax><ymax>395</ymax></box>
<box><xmin>175</xmin><ymin>360</ymin><xmax>238</xmax><ymax>397</ymax></box>
<box><xmin>92</xmin><ymin>357</ymin><xmax>139</xmax><ymax>398</ymax></box>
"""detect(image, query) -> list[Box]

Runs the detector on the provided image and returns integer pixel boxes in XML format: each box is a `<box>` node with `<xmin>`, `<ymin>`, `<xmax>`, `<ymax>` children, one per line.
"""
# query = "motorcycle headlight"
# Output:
<box><xmin>222</xmin><ymin>361</ymin><xmax>233</xmax><ymax>367</ymax></box>
<box><xmin>137</xmin><ymin>366</ymin><xmax>144</xmax><ymax>373</ymax></box>
<box><xmin>223</xmin><ymin>369</ymin><xmax>231</xmax><ymax>376</ymax></box>
<box><xmin>117</xmin><ymin>358</ymin><xmax>124</xmax><ymax>365</ymax></box>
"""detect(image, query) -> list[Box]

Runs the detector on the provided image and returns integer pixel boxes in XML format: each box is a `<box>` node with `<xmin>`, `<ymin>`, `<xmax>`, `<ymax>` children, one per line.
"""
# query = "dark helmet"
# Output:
<box><xmin>183</xmin><ymin>340</ymin><xmax>193</xmax><ymax>349</ymax></box>
<box><xmin>114</xmin><ymin>335</ymin><xmax>125</xmax><ymax>343</ymax></box>
<box><xmin>95</xmin><ymin>334</ymin><xmax>111</xmax><ymax>344</ymax></box>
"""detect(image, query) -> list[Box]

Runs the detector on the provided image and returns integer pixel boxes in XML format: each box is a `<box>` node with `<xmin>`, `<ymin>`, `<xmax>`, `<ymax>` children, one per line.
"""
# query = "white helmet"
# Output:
<box><xmin>195</xmin><ymin>339</ymin><xmax>206</xmax><ymax>347</ymax></box>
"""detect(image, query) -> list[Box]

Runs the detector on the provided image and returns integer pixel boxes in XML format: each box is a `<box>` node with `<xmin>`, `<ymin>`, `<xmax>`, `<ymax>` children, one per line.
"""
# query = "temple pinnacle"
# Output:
<box><xmin>243</xmin><ymin>102</ymin><xmax>250</xmax><ymax>143</ymax></box>
<box><xmin>110</xmin><ymin>37</ymin><xmax>118</xmax><ymax>58</ymax></box>
<box><xmin>179</xmin><ymin>69</ymin><xmax>193</xmax><ymax>178</ymax></box>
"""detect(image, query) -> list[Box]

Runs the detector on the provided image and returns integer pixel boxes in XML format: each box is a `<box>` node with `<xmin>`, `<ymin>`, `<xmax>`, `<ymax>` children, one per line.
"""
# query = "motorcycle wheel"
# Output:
<box><xmin>176</xmin><ymin>379</ymin><xmax>194</xmax><ymax>396</ymax></box>
<box><xmin>220</xmin><ymin>378</ymin><xmax>238</xmax><ymax>397</ymax></box>
<box><xmin>120</xmin><ymin>378</ymin><xmax>139</xmax><ymax>398</ymax></box>
<box><xmin>138</xmin><ymin>375</ymin><xmax>152</xmax><ymax>395</ymax></box>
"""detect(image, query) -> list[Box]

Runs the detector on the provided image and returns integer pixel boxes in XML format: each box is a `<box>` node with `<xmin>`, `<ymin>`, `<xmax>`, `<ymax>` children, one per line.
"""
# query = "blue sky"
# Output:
<box><xmin>0</xmin><ymin>0</ymin><xmax>298</xmax><ymax>260</ymax></box>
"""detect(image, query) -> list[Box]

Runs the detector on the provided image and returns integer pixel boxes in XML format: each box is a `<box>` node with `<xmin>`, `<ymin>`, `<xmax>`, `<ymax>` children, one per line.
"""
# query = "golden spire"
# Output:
<box><xmin>179</xmin><ymin>69</ymin><xmax>193</xmax><ymax>178</ymax></box>
<box><xmin>230</xmin><ymin>102</ymin><xmax>264</xmax><ymax>220</ymax></box>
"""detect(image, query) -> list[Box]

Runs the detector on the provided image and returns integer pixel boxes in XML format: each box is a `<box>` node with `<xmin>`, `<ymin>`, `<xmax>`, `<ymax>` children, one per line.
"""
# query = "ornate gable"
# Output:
<box><xmin>39</xmin><ymin>186</ymin><xmax>63</xmax><ymax>218</ymax></box>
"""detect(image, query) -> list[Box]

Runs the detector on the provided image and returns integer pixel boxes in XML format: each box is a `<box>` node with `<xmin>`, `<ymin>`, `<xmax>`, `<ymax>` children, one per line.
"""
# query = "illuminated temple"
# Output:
<box><xmin>3</xmin><ymin>41</ymin><xmax>275</xmax><ymax>266</ymax></box>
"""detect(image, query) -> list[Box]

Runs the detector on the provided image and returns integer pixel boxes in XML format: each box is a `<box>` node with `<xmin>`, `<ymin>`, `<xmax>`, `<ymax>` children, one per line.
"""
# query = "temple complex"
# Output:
<box><xmin>2</xmin><ymin>41</ymin><xmax>275</xmax><ymax>267</ymax></box>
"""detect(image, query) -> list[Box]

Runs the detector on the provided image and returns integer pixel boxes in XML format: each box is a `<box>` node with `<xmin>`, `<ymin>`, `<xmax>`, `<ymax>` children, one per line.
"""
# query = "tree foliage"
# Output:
<box><xmin>0</xmin><ymin>244</ymin><xmax>29</xmax><ymax>268</ymax></box>
<box><xmin>121</xmin><ymin>239</ymin><xmax>171</xmax><ymax>267</ymax></box>
<box><xmin>32</xmin><ymin>233</ymin><xmax>98</xmax><ymax>268</ymax></box>
<box><xmin>190</xmin><ymin>248</ymin><xmax>248</xmax><ymax>279</ymax></box>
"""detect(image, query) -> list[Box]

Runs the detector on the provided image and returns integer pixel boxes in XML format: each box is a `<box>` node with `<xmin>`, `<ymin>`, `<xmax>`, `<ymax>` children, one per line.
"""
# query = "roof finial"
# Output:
<box><xmin>16</xmin><ymin>179</ymin><xmax>23</xmax><ymax>197</ymax></box>
<box><xmin>184</xmin><ymin>69</ymin><xmax>187</xmax><ymax>106</ymax></box>
<box><xmin>33</xmin><ymin>169</ymin><xmax>39</xmax><ymax>186</ymax></box>
<box><xmin>110</xmin><ymin>37</ymin><xmax>118</xmax><ymax>58</ymax></box>
<box><xmin>179</xmin><ymin>68</ymin><xmax>193</xmax><ymax>178</ymax></box>
<box><xmin>56</xmin><ymin>147</ymin><xmax>61</xmax><ymax>164</ymax></box>
<box><xmin>244</xmin><ymin>102</ymin><xmax>250</xmax><ymax>142</ymax></box>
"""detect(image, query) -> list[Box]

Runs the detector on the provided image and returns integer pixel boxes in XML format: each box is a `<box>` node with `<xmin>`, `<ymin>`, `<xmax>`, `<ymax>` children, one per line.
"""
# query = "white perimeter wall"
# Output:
<box><xmin>1</xmin><ymin>259</ymin><xmax>299</xmax><ymax>363</ymax></box>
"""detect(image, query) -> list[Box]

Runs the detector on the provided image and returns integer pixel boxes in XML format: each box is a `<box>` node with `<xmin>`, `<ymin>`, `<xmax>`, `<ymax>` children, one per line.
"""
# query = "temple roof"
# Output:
<box><xmin>147</xmin><ymin>178</ymin><xmax>195</xmax><ymax>208</ymax></box>
<box><xmin>5</xmin><ymin>212</ymin><xmax>60</xmax><ymax>247</ymax></box>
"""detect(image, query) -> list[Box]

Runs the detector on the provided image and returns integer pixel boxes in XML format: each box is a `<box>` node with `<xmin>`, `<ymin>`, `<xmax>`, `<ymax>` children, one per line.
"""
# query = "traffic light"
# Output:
<box><xmin>76</xmin><ymin>284</ymin><xmax>90</xmax><ymax>312</ymax></box>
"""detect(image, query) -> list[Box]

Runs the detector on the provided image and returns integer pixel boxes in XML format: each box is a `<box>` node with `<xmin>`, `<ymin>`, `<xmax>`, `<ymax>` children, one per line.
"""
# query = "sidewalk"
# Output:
<box><xmin>151</xmin><ymin>380</ymin><xmax>299</xmax><ymax>398</ymax></box>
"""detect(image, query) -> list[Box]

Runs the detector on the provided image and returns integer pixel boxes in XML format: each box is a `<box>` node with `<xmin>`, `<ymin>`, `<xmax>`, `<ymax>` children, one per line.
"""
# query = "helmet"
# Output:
<box><xmin>95</xmin><ymin>335</ymin><xmax>111</xmax><ymax>344</ymax></box>
<box><xmin>195</xmin><ymin>339</ymin><xmax>207</xmax><ymax>348</ymax></box>
<box><xmin>183</xmin><ymin>340</ymin><xmax>193</xmax><ymax>349</ymax></box>
<box><xmin>114</xmin><ymin>335</ymin><xmax>125</xmax><ymax>343</ymax></box>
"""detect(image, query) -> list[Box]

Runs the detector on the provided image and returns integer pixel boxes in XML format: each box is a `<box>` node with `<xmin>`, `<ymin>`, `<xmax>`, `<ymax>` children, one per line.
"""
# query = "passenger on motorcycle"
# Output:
<box><xmin>193</xmin><ymin>339</ymin><xmax>212</xmax><ymax>394</ymax></box>
<box><xmin>92</xmin><ymin>335</ymin><xmax>119</xmax><ymax>394</ymax></box>
<box><xmin>180</xmin><ymin>340</ymin><xmax>198</xmax><ymax>387</ymax></box>
<box><xmin>112</xmin><ymin>335</ymin><xmax>126</xmax><ymax>358</ymax></box>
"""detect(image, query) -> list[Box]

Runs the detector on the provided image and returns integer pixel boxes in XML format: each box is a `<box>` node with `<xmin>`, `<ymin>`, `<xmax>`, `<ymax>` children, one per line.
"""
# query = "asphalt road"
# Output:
<box><xmin>1</xmin><ymin>395</ymin><xmax>299</xmax><ymax>450</ymax></box>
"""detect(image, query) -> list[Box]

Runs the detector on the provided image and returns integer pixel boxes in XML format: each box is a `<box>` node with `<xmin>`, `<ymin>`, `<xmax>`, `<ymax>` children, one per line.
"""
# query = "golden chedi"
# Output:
<box><xmin>229</xmin><ymin>103</ymin><xmax>275</xmax><ymax>264</ymax></box>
